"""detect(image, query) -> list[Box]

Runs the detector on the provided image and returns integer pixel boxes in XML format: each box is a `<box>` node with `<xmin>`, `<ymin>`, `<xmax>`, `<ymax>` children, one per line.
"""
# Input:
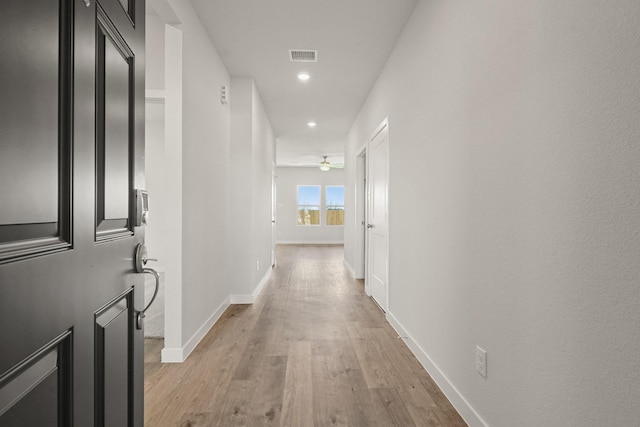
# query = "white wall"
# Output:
<box><xmin>145</xmin><ymin>13</ymin><xmax>165</xmax><ymax>91</ymax></box>
<box><xmin>276</xmin><ymin>167</ymin><xmax>344</xmax><ymax>244</ymax></box>
<box><xmin>143</xmin><ymin>101</ymin><xmax>165</xmax><ymax>337</ymax></box>
<box><xmin>345</xmin><ymin>1</ymin><xmax>640</xmax><ymax>426</ymax></box>
<box><xmin>170</xmin><ymin>0</ymin><xmax>232</xmax><ymax>356</ymax></box>
<box><xmin>251</xmin><ymin>86</ymin><xmax>276</xmax><ymax>289</ymax></box>
<box><xmin>145</xmin><ymin>0</ymin><xmax>276</xmax><ymax>361</ymax></box>
<box><xmin>230</xmin><ymin>77</ymin><xmax>276</xmax><ymax>300</ymax></box>
<box><xmin>145</xmin><ymin>0</ymin><xmax>233</xmax><ymax>361</ymax></box>
<box><xmin>229</xmin><ymin>77</ymin><xmax>254</xmax><ymax>298</ymax></box>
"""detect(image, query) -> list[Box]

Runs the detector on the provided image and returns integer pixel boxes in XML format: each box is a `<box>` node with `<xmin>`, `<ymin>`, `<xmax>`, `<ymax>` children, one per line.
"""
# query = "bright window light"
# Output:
<box><xmin>297</xmin><ymin>185</ymin><xmax>321</xmax><ymax>226</ymax></box>
<box><xmin>325</xmin><ymin>185</ymin><xmax>345</xmax><ymax>226</ymax></box>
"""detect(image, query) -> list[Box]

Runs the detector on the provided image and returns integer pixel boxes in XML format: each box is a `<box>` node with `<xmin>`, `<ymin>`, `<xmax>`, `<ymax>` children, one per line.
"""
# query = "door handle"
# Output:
<box><xmin>134</xmin><ymin>244</ymin><xmax>160</xmax><ymax>330</ymax></box>
<box><xmin>367</xmin><ymin>224</ymin><xmax>374</xmax><ymax>229</ymax></box>
<box><xmin>136</xmin><ymin>268</ymin><xmax>159</xmax><ymax>330</ymax></box>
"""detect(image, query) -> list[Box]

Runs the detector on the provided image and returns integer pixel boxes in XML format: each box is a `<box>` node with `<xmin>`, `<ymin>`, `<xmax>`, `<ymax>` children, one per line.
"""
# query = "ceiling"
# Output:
<box><xmin>189</xmin><ymin>0</ymin><xmax>418</xmax><ymax>168</ymax></box>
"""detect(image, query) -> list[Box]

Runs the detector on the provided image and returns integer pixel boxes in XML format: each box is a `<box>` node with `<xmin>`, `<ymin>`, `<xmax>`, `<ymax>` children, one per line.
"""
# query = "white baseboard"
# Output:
<box><xmin>343</xmin><ymin>259</ymin><xmax>356</xmax><ymax>277</ymax></box>
<box><xmin>386</xmin><ymin>312</ymin><xmax>488</xmax><ymax>427</ymax></box>
<box><xmin>253</xmin><ymin>268</ymin><xmax>272</xmax><ymax>298</ymax></box>
<box><xmin>230</xmin><ymin>268</ymin><xmax>272</xmax><ymax>304</ymax></box>
<box><xmin>160</xmin><ymin>347</ymin><xmax>183</xmax><ymax>363</ymax></box>
<box><xmin>229</xmin><ymin>294</ymin><xmax>254</xmax><ymax>304</ymax></box>
<box><xmin>276</xmin><ymin>241</ymin><xmax>344</xmax><ymax>245</ymax></box>
<box><xmin>161</xmin><ymin>296</ymin><xmax>231</xmax><ymax>363</ymax></box>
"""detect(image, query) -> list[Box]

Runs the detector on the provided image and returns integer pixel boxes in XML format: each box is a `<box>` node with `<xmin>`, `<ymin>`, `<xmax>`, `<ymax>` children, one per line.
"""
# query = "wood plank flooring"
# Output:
<box><xmin>144</xmin><ymin>244</ymin><xmax>467</xmax><ymax>426</ymax></box>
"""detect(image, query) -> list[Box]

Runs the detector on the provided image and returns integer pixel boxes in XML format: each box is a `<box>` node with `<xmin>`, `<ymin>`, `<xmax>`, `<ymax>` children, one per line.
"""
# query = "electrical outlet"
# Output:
<box><xmin>256</xmin><ymin>260</ymin><xmax>260</xmax><ymax>271</ymax></box>
<box><xmin>476</xmin><ymin>346</ymin><xmax>487</xmax><ymax>378</ymax></box>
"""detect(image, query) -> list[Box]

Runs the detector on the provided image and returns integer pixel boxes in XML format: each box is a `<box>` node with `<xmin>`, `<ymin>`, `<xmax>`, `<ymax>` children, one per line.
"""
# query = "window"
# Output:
<box><xmin>297</xmin><ymin>185</ymin><xmax>320</xmax><ymax>225</ymax></box>
<box><xmin>325</xmin><ymin>185</ymin><xmax>344</xmax><ymax>226</ymax></box>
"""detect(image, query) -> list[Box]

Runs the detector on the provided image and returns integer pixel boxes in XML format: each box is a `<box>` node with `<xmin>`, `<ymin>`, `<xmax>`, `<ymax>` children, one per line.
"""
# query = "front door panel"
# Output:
<box><xmin>0</xmin><ymin>332</ymin><xmax>72</xmax><ymax>426</ymax></box>
<box><xmin>96</xmin><ymin>7</ymin><xmax>134</xmax><ymax>238</ymax></box>
<box><xmin>0</xmin><ymin>0</ymin><xmax>72</xmax><ymax>258</ymax></box>
<box><xmin>96</xmin><ymin>292</ymin><xmax>133</xmax><ymax>427</ymax></box>
<box><xmin>0</xmin><ymin>0</ymin><xmax>146</xmax><ymax>425</ymax></box>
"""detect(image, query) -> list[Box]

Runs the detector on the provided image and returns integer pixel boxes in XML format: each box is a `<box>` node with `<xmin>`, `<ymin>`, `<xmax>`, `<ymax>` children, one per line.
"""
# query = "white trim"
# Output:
<box><xmin>230</xmin><ymin>268</ymin><xmax>272</xmax><ymax>304</ymax></box>
<box><xmin>253</xmin><ymin>268</ymin><xmax>272</xmax><ymax>298</ymax></box>
<box><xmin>161</xmin><ymin>269</ymin><xmax>273</xmax><ymax>363</ymax></box>
<box><xmin>159</xmin><ymin>346</ymin><xmax>183</xmax><ymax>363</ymax></box>
<box><xmin>161</xmin><ymin>22</ymin><xmax>184</xmax><ymax>363</ymax></box>
<box><xmin>355</xmin><ymin>149</ymin><xmax>367</xmax><ymax>280</ymax></box>
<box><xmin>343</xmin><ymin>259</ymin><xmax>356</xmax><ymax>277</ymax></box>
<box><xmin>386</xmin><ymin>312</ymin><xmax>489</xmax><ymax>427</ymax></box>
<box><xmin>145</xmin><ymin>89</ymin><xmax>166</xmax><ymax>104</ymax></box>
<box><xmin>229</xmin><ymin>294</ymin><xmax>254</xmax><ymax>304</ymax></box>
<box><xmin>276</xmin><ymin>241</ymin><xmax>344</xmax><ymax>245</ymax></box>
<box><xmin>371</xmin><ymin>117</ymin><xmax>389</xmax><ymax>140</ymax></box>
<box><xmin>161</xmin><ymin>296</ymin><xmax>231</xmax><ymax>363</ymax></box>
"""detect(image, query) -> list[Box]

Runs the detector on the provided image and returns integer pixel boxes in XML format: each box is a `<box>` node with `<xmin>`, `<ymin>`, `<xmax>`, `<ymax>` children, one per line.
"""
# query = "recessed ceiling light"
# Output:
<box><xmin>307</xmin><ymin>121</ymin><xmax>316</xmax><ymax>128</ymax></box>
<box><xmin>298</xmin><ymin>72</ymin><xmax>310</xmax><ymax>81</ymax></box>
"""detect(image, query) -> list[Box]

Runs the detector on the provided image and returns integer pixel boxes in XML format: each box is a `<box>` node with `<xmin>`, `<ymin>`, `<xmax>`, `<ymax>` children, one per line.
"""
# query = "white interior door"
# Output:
<box><xmin>367</xmin><ymin>119</ymin><xmax>389</xmax><ymax>311</ymax></box>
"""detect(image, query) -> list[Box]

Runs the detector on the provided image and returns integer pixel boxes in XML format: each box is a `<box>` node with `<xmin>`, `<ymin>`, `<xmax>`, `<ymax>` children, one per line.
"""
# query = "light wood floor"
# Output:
<box><xmin>144</xmin><ymin>244</ymin><xmax>466</xmax><ymax>426</ymax></box>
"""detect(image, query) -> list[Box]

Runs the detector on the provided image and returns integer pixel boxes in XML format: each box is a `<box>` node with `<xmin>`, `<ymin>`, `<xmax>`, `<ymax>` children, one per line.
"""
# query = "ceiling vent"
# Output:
<box><xmin>289</xmin><ymin>49</ymin><xmax>317</xmax><ymax>62</ymax></box>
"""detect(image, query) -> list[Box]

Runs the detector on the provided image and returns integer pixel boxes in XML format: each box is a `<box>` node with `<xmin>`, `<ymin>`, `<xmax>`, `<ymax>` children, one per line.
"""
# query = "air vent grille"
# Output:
<box><xmin>289</xmin><ymin>49</ymin><xmax>317</xmax><ymax>62</ymax></box>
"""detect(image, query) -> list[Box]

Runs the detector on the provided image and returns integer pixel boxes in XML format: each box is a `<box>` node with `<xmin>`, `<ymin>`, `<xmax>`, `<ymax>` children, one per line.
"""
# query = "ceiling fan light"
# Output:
<box><xmin>319</xmin><ymin>155</ymin><xmax>330</xmax><ymax>171</ymax></box>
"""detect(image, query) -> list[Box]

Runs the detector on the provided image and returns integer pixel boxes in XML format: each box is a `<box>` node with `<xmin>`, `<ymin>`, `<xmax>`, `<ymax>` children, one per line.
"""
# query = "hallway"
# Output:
<box><xmin>144</xmin><ymin>245</ymin><xmax>466</xmax><ymax>426</ymax></box>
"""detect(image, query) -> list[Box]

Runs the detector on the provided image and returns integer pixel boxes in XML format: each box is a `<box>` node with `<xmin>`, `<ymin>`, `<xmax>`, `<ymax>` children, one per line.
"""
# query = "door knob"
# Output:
<box><xmin>367</xmin><ymin>224</ymin><xmax>374</xmax><ymax>229</ymax></box>
<box><xmin>134</xmin><ymin>244</ymin><xmax>160</xmax><ymax>330</ymax></box>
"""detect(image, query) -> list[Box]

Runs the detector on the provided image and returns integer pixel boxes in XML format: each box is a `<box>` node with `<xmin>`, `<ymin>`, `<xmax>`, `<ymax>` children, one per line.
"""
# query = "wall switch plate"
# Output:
<box><xmin>476</xmin><ymin>346</ymin><xmax>487</xmax><ymax>378</ymax></box>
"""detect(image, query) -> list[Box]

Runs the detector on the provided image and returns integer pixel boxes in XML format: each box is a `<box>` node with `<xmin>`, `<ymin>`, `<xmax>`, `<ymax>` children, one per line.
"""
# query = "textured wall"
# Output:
<box><xmin>345</xmin><ymin>0</ymin><xmax>640</xmax><ymax>425</ymax></box>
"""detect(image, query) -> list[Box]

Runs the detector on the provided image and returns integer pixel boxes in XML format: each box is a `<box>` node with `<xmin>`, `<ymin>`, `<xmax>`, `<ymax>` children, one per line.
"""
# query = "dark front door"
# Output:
<box><xmin>0</xmin><ymin>0</ymin><xmax>145</xmax><ymax>425</ymax></box>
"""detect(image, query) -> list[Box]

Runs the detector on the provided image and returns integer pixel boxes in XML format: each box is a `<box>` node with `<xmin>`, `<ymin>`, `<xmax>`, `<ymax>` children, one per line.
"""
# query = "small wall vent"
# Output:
<box><xmin>220</xmin><ymin>85</ymin><xmax>229</xmax><ymax>104</ymax></box>
<box><xmin>289</xmin><ymin>49</ymin><xmax>317</xmax><ymax>62</ymax></box>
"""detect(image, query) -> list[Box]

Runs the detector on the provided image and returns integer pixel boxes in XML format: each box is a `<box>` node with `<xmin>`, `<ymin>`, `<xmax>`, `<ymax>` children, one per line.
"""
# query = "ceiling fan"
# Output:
<box><xmin>319</xmin><ymin>156</ymin><xmax>344</xmax><ymax>171</ymax></box>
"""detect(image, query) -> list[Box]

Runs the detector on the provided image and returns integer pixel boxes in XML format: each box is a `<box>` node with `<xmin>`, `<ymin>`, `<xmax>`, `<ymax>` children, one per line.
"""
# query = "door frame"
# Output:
<box><xmin>143</xmin><ymin>0</ymin><xmax>184</xmax><ymax>363</ymax></box>
<box><xmin>355</xmin><ymin>144</ymin><xmax>367</xmax><ymax>282</ymax></box>
<box><xmin>271</xmin><ymin>167</ymin><xmax>277</xmax><ymax>267</ymax></box>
